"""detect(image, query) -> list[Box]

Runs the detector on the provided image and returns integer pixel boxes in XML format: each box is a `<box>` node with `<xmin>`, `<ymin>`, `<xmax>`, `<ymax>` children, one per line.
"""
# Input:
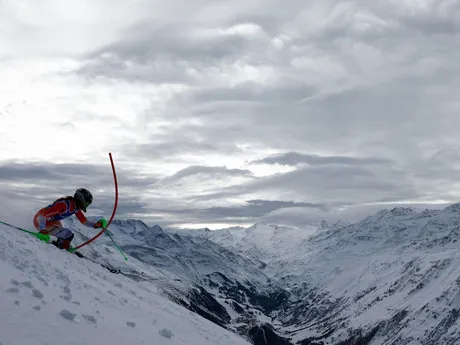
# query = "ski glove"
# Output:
<box><xmin>94</xmin><ymin>218</ymin><xmax>108</xmax><ymax>229</ymax></box>
<box><xmin>36</xmin><ymin>233</ymin><xmax>51</xmax><ymax>243</ymax></box>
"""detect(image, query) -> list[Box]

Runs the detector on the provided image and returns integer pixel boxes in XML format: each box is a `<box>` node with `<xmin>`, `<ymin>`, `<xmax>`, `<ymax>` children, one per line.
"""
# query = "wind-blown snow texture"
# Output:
<box><xmin>4</xmin><ymin>204</ymin><xmax>460</xmax><ymax>345</ymax></box>
<box><xmin>0</xmin><ymin>222</ymin><xmax>251</xmax><ymax>345</ymax></box>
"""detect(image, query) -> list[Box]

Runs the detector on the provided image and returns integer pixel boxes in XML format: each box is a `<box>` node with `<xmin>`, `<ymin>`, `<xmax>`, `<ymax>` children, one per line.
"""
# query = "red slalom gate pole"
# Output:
<box><xmin>75</xmin><ymin>153</ymin><xmax>119</xmax><ymax>250</ymax></box>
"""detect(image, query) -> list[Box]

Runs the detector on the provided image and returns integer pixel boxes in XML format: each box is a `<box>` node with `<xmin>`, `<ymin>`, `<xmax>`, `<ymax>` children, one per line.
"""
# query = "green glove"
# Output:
<box><xmin>94</xmin><ymin>218</ymin><xmax>108</xmax><ymax>229</ymax></box>
<box><xmin>36</xmin><ymin>233</ymin><xmax>51</xmax><ymax>243</ymax></box>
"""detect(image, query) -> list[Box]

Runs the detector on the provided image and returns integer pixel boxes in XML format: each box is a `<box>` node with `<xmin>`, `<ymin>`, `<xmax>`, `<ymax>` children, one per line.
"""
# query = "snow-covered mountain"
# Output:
<box><xmin>5</xmin><ymin>203</ymin><xmax>460</xmax><ymax>345</ymax></box>
<box><xmin>63</xmin><ymin>217</ymin><xmax>290</xmax><ymax>344</ymax></box>
<box><xmin>0</xmin><ymin>221</ymin><xmax>251</xmax><ymax>345</ymax></box>
<box><xmin>158</xmin><ymin>205</ymin><xmax>460</xmax><ymax>344</ymax></box>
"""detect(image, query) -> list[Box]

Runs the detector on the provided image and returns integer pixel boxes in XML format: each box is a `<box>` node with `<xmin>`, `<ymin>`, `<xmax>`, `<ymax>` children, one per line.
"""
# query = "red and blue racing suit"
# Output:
<box><xmin>33</xmin><ymin>198</ymin><xmax>95</xmax><ymax>249</ymax></box>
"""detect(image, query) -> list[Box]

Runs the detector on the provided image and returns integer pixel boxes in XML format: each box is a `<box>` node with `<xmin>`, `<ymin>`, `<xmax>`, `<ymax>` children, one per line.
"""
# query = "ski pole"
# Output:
<box><xmin>0</xmin><ymin>220</ymin><xmax>52</xmax><ymax>243</ymax></box>
<box><xmin>0</xmin><ymin>220</ymin><xmax>32</xmax><ymax>233</ymax></box>
<box><xmin>106</xmin><ymin>232</ymin><xmax>128</xmax><ymax>260</ymax></box>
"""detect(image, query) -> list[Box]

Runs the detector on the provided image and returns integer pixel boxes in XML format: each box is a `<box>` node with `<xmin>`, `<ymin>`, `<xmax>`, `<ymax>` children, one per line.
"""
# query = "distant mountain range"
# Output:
<box><xmin>65</xmin><ymin>203</ymin><xmax>460</xmax><ymax>345</ymax></box>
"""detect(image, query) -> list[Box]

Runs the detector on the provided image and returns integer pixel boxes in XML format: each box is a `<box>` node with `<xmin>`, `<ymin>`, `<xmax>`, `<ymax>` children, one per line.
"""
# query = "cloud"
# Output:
<box><xmin>158</xmin><ymin>165</ymin><xmax>253</xmax><ymax>185</ymax></box>
<box><xmin>124</xmin><ymin>199</ymin><xmax>326</xmax><ymax>227</ymax></box>
<box><xmin>189</xmin><ymin>162</ymin><xmax>421</xmax><ymax>206</ymax></box>
<box><xmin>2</xmin><ymin>0</ymin><xmax>460</xmax><ymax>229</ymax></box>
<box><xmin>123</xmin><ymin>134</ymin><xmax>243</xmax><ymax>163</ymax></box>
<box><xmin>0</xmin><ymin>161</ymin><xmax>157</xmax><ymax>227</ymax></box>
<box><xmin>0</xmin><ymin>161</ymin><xmax>155</xmax><ymax>187</ymax></box>
<box><xmin>258</xmin><ymin>201</ymin><xmax>453</xmax><ymax>227</ymax></box>
<box><xmin>200</xmin><ymin>199</ymin><xmax>326</xmax><ymax>218</ymax></box>
<box><xmin>0</xmin><ymin>164</ymin><xmax>59</xmax><ymax>181</ymax></box>
<box><xmin>250</xmin><ymin>152</ymin><xmax>393</xmax><ymax>166</ymax></box>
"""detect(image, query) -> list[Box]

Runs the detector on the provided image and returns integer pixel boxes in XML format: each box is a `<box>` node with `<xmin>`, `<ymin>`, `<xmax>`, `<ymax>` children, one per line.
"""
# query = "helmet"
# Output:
<box><xmin>74</xmin><ymin>188</ymin><xmax>93</xmax><ymax>212</ymax></box>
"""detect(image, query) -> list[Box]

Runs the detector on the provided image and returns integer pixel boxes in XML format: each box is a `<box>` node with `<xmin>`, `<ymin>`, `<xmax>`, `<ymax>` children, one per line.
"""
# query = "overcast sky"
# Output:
<box><xmin>1</xmin><ymin>0</ymin><xmax>460</xmax><ymax>230</ymax></box>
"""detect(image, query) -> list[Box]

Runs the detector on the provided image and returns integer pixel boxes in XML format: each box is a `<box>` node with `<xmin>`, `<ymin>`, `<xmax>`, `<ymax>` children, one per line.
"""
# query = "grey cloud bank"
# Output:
<box><xmin>1</xmin><ymin>0</ymin><xmax>460</xmax><ymax>229</ymax></box>
<box><xmin>250</xmin><ymin>152</ymin><xmax>393</xmax><ymax>166</ymax></box>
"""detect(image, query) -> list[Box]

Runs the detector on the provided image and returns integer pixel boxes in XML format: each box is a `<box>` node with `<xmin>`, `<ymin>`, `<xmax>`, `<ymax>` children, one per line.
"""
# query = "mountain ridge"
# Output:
<box><xmin>63</xmin><ymin>203</ymin><xmax>460</xmax><ymax>345</ymax></box>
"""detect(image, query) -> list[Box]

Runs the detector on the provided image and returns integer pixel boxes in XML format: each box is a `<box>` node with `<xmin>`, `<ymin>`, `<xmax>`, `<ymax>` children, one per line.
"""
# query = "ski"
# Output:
<box><xmin>72</xmin><ymin>250</ymin><xmax>121</xmax><ymax>274</ymax></box>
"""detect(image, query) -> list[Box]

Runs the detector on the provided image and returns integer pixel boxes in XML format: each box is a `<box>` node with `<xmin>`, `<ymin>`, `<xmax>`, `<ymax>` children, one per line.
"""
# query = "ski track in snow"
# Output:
<box><xmin>0</xmin><ymin>223</ymin><xmax>251</xmax><ymax>345</ymax></box>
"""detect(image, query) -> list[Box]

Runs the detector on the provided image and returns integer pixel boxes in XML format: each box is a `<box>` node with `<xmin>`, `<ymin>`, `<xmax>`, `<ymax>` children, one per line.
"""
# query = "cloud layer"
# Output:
<box><xmin>1</xmin><ymin>0</ymin><xmax>460</xmax><ymax>228</ymax></box>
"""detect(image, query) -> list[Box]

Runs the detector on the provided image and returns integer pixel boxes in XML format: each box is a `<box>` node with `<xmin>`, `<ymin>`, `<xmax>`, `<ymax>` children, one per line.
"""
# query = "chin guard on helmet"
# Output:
<box><xmin>74</xmin><ymin>188</ymin><xmax>93</xmax><ymax>212</ymax></box>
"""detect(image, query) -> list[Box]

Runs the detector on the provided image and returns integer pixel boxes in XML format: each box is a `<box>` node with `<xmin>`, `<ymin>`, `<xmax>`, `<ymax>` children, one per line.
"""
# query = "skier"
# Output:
<box><xmin>33</xmin><ymin>188</ymin><xmax>107</xmax><ymax>250</ymax></box>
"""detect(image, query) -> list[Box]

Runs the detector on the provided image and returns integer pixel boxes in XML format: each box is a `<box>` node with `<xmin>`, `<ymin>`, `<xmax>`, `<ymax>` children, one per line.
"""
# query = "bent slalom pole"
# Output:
<box><xmin>73</xmin><ymin>152</ymin><xmax>119</xmax><ymax>250</ymax></box>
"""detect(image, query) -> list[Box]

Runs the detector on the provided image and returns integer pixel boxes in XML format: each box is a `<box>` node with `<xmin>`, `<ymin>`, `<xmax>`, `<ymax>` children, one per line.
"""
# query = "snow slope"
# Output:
<box><xmin>0</xmin><ymin>222</ymin><xmax>251</xmax><ymax>345</ymax></box>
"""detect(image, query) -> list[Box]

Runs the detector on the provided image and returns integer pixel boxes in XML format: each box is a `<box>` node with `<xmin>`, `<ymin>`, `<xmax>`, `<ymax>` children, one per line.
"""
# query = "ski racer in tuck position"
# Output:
<box><xmin>33</xmin><ymin>188</ymin><xmax>107</xmax><ymax>250</ymax></box>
